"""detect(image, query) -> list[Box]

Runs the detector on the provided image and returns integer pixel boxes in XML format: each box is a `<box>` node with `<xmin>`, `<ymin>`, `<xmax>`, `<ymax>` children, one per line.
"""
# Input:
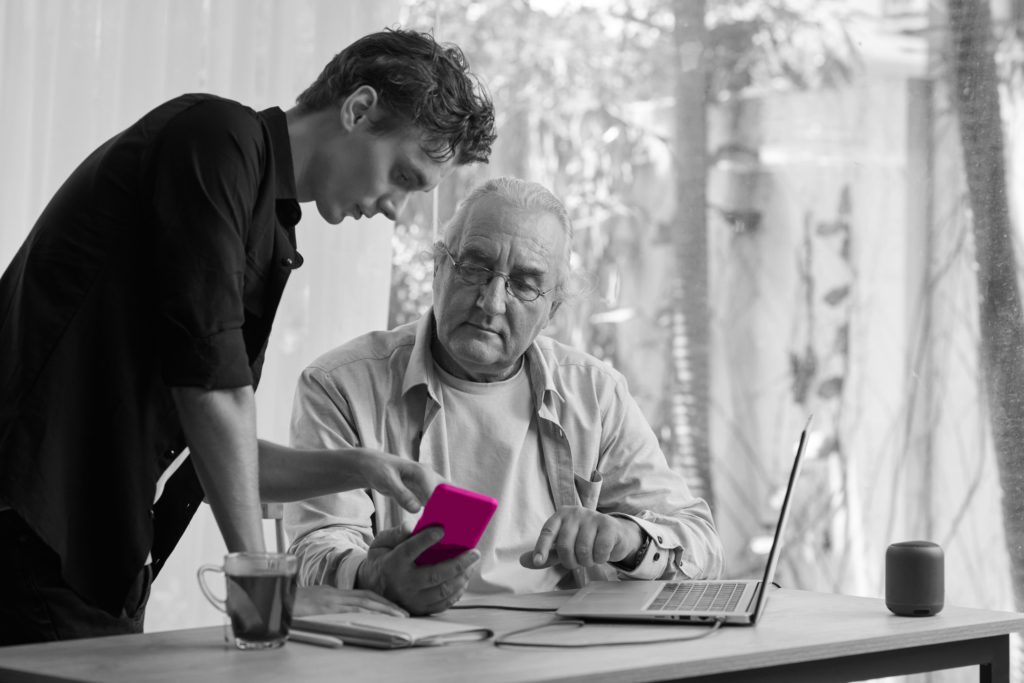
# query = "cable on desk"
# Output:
<box><xmin>450</xmin><ymin>603</ymin><xmax>555</xmax><ymax>612</ymax></box>
<box><xmin>494</xmin><ymin>617</ymin><xmax>725</xmax><ymax>648</ymax></box>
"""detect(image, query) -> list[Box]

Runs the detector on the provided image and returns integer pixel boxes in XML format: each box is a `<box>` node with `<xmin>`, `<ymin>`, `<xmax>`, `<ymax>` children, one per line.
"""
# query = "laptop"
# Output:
<box><xmin>557</xmin><ymin>416</ymin><xmax>811</xmax><ymax>626</ymax></box>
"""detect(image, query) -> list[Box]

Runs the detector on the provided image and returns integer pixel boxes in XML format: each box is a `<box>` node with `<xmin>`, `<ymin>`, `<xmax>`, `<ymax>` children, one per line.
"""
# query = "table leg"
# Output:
<box><xmin>980</xmin><ymin>633</ymin><xmax>1010</xmax><ymax>683</ymax></box>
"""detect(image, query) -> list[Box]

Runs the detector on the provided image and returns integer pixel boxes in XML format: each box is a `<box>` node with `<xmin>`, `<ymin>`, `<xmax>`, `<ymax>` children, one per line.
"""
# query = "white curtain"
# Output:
<box><xmin>0</xmin><ymin>0</ymin><xmax>399</xmax><ymax>631</ymax></box>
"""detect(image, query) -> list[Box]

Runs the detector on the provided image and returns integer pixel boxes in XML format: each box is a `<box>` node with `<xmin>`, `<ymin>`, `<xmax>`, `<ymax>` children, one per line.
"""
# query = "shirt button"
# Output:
<box><xmin>657</xmin><ymin>536</ymin><xmax>663</xmax><ymax>543</ymax></box>
<box><xmin>653</xmin><ymin>552</ymin><xmax>661</xmax><ymax>561</ymax></box>
<box><xmin>281</xmin><ymin>252</ymin><xmax>305</xmax><ymax>269</ymax></box>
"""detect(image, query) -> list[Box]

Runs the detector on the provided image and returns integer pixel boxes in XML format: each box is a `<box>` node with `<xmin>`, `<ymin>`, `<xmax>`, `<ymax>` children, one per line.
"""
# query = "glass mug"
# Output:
<box><xmin>197</xmin><ymin>551</ymin><xmax>298</xmax><ymax>649</ymax></box>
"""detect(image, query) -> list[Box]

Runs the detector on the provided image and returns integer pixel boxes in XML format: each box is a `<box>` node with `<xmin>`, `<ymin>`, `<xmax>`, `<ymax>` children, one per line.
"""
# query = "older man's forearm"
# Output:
<box><xmin>289</xmin><ymin>527</ymin><xmax>369</xmax><ymax>589</ymax></box>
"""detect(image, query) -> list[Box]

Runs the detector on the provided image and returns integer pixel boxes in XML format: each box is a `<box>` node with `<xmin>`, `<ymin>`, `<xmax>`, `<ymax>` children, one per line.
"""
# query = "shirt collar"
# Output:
<box><xmin>403</xmin><ymin>309</ymin><xmax>564</xmax><ymax>410</ymax></box>
<box><xmin>402</xmin><ymin>312</ymin><xmax>438</xmax><ymax>398</ymax></box>
<box><xmin>259</xmin><ymin>106</ymin><xmax>297</xmax><ymax>200</ymax></box>
<box><xmin>258</xmin><ymin>106</ymin><xmax>302</xmax><ymax>228</ymax></box>
<box><xmin>523</xmin><ymin>336</ymin><xmax>564</xmax><ymax>408</ymax></box>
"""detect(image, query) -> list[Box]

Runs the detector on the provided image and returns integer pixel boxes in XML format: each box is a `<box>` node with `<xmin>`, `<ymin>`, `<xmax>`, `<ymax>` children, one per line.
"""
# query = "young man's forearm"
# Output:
<box><xmin>258</xmin><ymin>441</ymin><xmax>441</xmax><ymax>512</ymax></box>
<box><xmin>257</xmin><ymin>440</ymin><xmax>370</xmax><ymax>502</ymax></box>
<box><xmin>171</xmin><ymin>385</ymin><xmax>265</xmax><ymax>552</ymax></box>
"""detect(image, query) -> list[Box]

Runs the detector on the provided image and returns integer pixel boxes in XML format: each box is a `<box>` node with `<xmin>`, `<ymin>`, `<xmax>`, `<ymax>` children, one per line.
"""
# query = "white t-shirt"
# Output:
<box><xmin>434</xmin><ymin>361</ymin><xmax>561</xmax><ymax>595</ymax></box>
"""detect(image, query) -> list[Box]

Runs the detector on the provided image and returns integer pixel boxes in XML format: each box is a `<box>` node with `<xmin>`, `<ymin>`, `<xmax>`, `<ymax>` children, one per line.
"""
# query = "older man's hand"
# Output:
<box><xmin>519</xmin><ymin>506</ymin><xmax>643</xmax><ymax>570</ymax></box>
<box><xmin>355</xmin><ymin>522</ymin><xmax>481</xmax><ymax>615</ymax></box>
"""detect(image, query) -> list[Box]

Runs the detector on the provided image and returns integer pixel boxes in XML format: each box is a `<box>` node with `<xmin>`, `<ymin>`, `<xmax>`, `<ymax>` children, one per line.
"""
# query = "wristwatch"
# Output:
<box><xmin>612</xmin><ymin>531</ymin><xmax>651</xmax><ymax>572</ymax></box>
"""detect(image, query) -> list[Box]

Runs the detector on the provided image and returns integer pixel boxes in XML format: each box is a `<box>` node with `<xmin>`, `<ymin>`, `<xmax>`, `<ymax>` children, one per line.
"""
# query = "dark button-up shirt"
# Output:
<box><xmin>0</xmin><ymin>94</ymin><xmax>302</xmax><ymax>615</ymax></box>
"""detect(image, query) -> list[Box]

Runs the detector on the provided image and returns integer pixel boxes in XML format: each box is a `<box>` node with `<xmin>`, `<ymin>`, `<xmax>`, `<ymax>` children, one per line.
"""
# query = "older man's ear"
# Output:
<box><xmin>550</xmin><ymin>300</ymin><xmax>562</xmax><ymax>318</ymax></box>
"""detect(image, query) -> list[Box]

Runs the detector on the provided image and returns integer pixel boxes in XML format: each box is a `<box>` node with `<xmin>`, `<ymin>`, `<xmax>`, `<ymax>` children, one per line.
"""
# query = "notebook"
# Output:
<box><xmin>557</xmin><ymin>416</ymin><xmax>811</xmax><ymax>626</ymax></box>
<box><xmin>291</xmin><ymin>612</ymin><xmax>494</xmax><ymax>649</ymax></box>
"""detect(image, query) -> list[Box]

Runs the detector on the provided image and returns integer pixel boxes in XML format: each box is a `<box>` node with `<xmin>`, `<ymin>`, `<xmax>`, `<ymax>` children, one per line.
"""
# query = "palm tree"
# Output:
<box><xmin>947</xmin><ymin>0</ymin><xmax>1024</xmax><ymax>612</ymax></box>
<box><xmin>670</xmin><ymin>0</ymin><xmax>713</xmax><ymax>503</ymax></box>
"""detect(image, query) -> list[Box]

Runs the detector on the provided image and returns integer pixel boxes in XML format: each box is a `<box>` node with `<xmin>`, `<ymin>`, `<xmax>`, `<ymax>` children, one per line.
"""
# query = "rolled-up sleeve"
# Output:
<box><xmin>285</xmin><ymin>366</ymin><xmax>377</xmax><ymax>589</ymax></box>
<box><xmin>598</xmin><ymin>379</ymin><xmax>725</xmax><ymax>580</ymax></box>
<box><xmin>149</xmin><ymin>101</ymin><xmax>261</xmax><ymax>389</ymax></box>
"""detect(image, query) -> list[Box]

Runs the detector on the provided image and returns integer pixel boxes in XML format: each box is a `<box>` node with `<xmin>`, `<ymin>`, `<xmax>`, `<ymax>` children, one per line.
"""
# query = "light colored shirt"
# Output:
<box><xmin>285</xmin><ymin>311</ymin><xmax>724</xmax><ymax>594</ymax></box>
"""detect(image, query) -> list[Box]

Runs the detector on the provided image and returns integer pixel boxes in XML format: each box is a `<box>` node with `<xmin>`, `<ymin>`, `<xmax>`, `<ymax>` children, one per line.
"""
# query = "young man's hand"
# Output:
<box><xmin>355</xmin><ymin>522</ymin><xmax>480</xmax><ymax>615</ymax></box>
<box><xmin>358</xmin><ymin>452</ymin><xmax>447</xmax><ymax>513</ymax></box>
<box><xmin>519</xmin><ymin>507</ymin><xmax>643</xmax><ymax>571</ymax></box>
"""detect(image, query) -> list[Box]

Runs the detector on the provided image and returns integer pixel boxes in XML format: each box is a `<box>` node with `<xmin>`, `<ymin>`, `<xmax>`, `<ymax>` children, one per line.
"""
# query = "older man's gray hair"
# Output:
<box><xmin>438</xmin><ymin>177</ymin><xmax>574</xmax><ymax>291</ymax></box>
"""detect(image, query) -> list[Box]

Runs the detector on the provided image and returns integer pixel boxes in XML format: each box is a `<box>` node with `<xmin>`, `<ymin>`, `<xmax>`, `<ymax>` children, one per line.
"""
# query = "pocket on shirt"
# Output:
<box><xmin>573</xmin><ymin>471</ymin><xmax>603</xmax><ymax>509</ymax></box>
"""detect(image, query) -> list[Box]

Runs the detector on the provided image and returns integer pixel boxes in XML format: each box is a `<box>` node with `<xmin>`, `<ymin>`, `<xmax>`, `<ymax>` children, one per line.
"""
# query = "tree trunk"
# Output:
<box><xmin>947</xmin><ymin>0</ymin><xmax>1024</xmax><ymax>611</ymax></box>
<box><xmin>670</xmin><ymin>0</ymin><xmax>713</xmax><ymax>506</ymax></box>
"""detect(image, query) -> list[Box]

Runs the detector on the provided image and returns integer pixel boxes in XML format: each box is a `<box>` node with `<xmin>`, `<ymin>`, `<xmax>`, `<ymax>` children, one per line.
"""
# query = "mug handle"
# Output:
<box><xmin>196</xmin><ymin>564</ymin><xmax>227</xmax><ymax>614</ymax></box>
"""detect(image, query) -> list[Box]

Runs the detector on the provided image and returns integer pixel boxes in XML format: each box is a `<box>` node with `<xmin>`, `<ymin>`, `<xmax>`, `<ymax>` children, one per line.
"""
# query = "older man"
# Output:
<box><xmin>285</xmin><ymin>177</ymin><xmax>723</xmax><ymax>615</ymax></box>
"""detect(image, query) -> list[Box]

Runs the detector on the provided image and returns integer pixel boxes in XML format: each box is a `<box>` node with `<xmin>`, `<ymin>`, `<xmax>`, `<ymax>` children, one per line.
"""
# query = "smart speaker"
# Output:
<box><xmin>885</xmin><ymin>541</ymin><xmax>944</xmax><ymax>616</ymax></box>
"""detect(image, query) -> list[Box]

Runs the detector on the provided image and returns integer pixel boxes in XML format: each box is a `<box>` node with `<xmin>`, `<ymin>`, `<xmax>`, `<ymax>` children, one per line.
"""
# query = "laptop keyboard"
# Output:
<box><xmin>645</xmin><ymin>582</ymin><xmax>746</xmax><ymax>613</ymax></box>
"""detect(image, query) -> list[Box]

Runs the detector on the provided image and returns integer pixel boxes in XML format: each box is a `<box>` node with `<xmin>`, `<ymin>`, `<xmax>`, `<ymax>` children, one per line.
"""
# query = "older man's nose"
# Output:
<box><xmin>477</xmin><ymin>275</ymin><xmax>508</xmax><ymax>314</ymax></box>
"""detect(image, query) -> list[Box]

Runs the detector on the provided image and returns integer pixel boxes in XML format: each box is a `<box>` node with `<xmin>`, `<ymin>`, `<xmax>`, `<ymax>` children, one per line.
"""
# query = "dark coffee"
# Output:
<box><xmin>225</xmin><ymin>571</ymin><xmax>297</xmax><ymax>643</ymax></box>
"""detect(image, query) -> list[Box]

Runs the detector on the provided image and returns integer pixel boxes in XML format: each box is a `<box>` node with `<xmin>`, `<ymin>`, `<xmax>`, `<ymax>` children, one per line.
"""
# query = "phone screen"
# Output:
<box><xmin>411</xmin><ymin>483</ymin><xmax>499</xmax><ymax>565</ymax></box>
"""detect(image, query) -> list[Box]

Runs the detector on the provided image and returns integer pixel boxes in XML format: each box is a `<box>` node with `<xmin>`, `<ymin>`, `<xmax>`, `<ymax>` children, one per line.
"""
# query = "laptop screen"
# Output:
<box><xmin>751</xmin><ymin>416</ymin><xmax>812</xmax><ymax>622</ymax></box>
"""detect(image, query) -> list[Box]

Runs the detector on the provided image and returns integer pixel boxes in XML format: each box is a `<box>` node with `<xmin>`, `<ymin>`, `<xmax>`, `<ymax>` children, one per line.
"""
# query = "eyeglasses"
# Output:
<box><xmin>439</xmin><ymin>244</ymin><xmax>555</xmax><ymax>303</ymax></box>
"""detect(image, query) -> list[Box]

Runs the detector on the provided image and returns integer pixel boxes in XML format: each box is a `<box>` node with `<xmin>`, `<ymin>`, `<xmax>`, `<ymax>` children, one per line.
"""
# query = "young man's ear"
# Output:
<box><xmin>339</xmin><ymin>85</ymin><xmax>379</xmax><ymax>131</ymax></box>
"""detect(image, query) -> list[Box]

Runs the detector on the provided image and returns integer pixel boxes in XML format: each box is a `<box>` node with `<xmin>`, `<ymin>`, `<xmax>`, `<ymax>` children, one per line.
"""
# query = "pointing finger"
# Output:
<box><xmin>389</xmin><ymin>469</ymin><xmax>425</xmax><ymax>513</ymax></box>
<box><xmin>401</xmin><ymin>466</ymin><xmax>447</xmax><ymax>512</ymax></box>
<box><xmin>532</xmin><ymin>516</ymin><xmax>562</xmax><ymax>567</ymax></box>
<box><xmin>519</xmin><ymin>549</ymin><xmax>559</xmax><ymax>569</ymax></box>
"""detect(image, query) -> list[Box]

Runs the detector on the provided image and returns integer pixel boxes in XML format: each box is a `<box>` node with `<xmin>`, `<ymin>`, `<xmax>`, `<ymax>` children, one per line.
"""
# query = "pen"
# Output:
<box><xmin>289</xmin><ymin>630</ymin><xmax>345</xmax><ymax>648</ymax></box>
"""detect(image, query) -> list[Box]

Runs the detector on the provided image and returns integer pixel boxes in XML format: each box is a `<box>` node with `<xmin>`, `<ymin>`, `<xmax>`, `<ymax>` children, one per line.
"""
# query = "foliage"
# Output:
<box><xmin>994</xmin><ymin>19</ymin><xmax>1024</xmax><ymax>94</ymax></box>
<box><xmin>389</xmin><ymin>1</ymin><xmax>860</xmax><ymax>505</ymax></box>
<box><xmin>388</xmin><ymin>220</ymin><xmax>436</xmax><ymax>329</ymax></box>
<box><xmin>391</xmin><ymin>0</ymin><xmax>858</xmax><ymax>332</ymax></box>
<box><xmin>704</xmin><ymin>0</ymin><xmax>859</xmax><ymax>96</ymax></box>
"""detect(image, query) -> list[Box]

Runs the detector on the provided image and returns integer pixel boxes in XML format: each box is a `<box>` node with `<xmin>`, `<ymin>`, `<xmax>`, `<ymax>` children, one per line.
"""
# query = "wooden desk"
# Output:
<box><xmin>1</xmin><ymin>589</ymin><xmax>1021</xmax><ymax>682</ymax></box>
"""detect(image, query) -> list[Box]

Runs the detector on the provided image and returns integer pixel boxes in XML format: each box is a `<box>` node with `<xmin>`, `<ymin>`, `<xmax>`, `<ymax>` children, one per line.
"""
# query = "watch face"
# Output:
<box><xmin>635</xmin><ymin>534</ymin><xmax>652</xmax><ymax>567</ymax></box>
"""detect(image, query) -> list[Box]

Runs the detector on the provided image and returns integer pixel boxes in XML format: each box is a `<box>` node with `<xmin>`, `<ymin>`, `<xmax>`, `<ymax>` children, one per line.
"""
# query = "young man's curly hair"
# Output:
<box><xmin>296</xmin><ymin>28</ymin><xmax>496</xmax><ymax>166</ymax></box>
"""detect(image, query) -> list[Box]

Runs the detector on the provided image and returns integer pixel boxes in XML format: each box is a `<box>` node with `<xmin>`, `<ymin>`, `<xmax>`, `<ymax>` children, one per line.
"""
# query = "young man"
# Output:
<box><xmin>286</xmin><ymin>178</ymin><xmax>723</xmax><ymax>615</ymax></box>
<box><xmin>0</xmin><ymin>28</ymin><xmax>496</xmax><ymax>644</ymax></box>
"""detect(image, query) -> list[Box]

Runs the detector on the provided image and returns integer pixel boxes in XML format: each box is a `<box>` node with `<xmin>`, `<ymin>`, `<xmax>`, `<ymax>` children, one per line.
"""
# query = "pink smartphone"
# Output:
<box><xmin>411</xmin><ymin>483</ymin><xmax>498</xmax><ymax>566</ymax></box>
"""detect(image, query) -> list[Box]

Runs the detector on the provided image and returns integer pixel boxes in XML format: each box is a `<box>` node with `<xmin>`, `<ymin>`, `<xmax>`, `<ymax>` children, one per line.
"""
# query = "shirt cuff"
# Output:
<box><xmin>610</xmin><ymin>513</ymin><xmax>704</xmax><ymax>578</ymax></box>
<box><xmin>335</xmin><ymin>549</ymin><xmax>367</xmax><ymax>590</ymax></box>
<box><xmin>160</xmin><ymin>327</ymin><xmax>253</xmax><ymax>389</ymax></box>
<box><xmin>609</xmin><ymin>514</ymin><xmax>671</xmax><ymax>580</ymax></box>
